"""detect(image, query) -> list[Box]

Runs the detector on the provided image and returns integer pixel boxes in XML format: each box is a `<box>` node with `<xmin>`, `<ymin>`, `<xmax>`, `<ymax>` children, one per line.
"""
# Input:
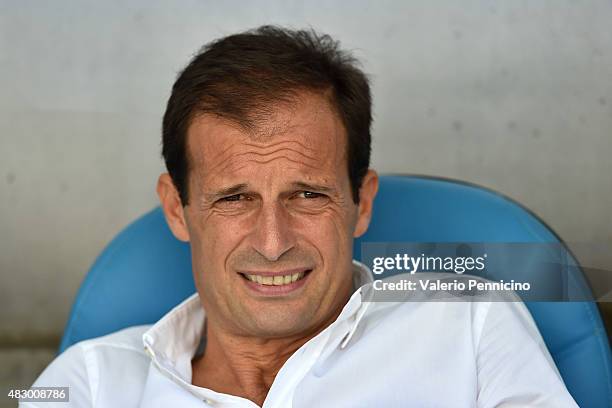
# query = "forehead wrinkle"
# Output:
<box><xmin>227</xmin><ymin>146</ymin><xmax>319</xmax><ymax>164</ymax></box>
<box><xmin>224</xmin><ymin>155</ymin><xmax>322</xmax><ymax>175</ymax></box>
<box><xmin>196</xmin><ymin>141</ymin><xmax>319</xmax><ymax>181</ymax></box>
<box><xmin>210</xmin><ymin>136</ymin><xmax>335</xmax><ymax>175</ymax></box>
<box><xmin>241</xmin><ymin>139</ymin><xmax>318</xmax><ymax>158</ymax></box>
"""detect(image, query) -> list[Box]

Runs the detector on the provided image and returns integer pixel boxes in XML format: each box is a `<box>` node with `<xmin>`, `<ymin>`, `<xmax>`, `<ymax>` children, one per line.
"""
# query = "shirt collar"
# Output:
<box><xmin>142</xmin><ymin>260</ymin><xmax>373</xmax><ymax>383</ymax></box>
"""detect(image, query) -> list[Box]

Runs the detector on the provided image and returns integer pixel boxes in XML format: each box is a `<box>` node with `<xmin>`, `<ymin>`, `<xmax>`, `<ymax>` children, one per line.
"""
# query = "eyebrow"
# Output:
<box><xmin>204</xmin><ymin>183</ymin><xmax>249</xmax><ymax>200</ymax></box>
<box><xmin>291</xmin><ymin>181</ymin><xmax>335</xmax><ymax>193</ymax></box>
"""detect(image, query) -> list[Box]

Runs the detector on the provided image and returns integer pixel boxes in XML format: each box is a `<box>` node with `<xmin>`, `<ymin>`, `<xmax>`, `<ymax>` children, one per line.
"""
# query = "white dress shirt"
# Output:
<box><xmin>22</xmin><ymin>261</ymin><xmax>577</xmax><ymax>407</ymax></box>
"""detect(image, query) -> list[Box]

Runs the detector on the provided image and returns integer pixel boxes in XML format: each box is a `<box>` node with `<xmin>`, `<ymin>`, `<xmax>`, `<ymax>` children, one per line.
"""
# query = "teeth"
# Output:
<box><xmin>244</xmin><ymin>271</ymin><xmax>306</xmax><ymax>286</ymax></box>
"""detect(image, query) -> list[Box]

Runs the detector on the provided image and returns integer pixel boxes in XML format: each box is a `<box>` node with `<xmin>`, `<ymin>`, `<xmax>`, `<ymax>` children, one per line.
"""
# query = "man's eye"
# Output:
<box><xmin>299</xmin><ymin>191</ymin><xmax>324</xmax><ymax>199</ymax></box>
<box><xmin>291</xmin><ymin>191</ymin><xmax>329</xmax><ymax>210</ymax></box>
<box><xmin>220</xmin><ymin>194</ymin><xmax>244</xmax><ymax>202</ymax></box>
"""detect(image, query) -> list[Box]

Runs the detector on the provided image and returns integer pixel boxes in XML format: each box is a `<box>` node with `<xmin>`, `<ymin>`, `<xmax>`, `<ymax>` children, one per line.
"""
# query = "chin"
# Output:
<box><xmin>246</xmin><ymin>310</ymin><xmax>316</xmax><ymax>338</ymax></box>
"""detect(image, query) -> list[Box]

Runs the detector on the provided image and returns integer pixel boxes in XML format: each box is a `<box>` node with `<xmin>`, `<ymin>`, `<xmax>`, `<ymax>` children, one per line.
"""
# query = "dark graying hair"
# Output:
<box><xmin>162</xmin><ymin>25</ymin><xmax>372</xmax><ymax>204</ymax></box>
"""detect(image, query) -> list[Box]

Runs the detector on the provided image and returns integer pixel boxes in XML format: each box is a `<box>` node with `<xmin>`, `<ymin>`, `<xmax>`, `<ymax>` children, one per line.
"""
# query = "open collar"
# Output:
<box><xmin>141</xmin><ymin>260</ymin><xmax>374</xmax><ymax>403</ymax></box>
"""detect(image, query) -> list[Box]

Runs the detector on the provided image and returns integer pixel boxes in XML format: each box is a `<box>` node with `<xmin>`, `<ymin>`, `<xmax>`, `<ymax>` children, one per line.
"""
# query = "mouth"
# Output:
<box><xmin>238</xmin><ymin>268</ymin><xmax>313</xmax><ymax>295</ymax></box>
<box><xmin>239</xmin><ymin>269</ymin><xmax>311</xmax><ymax>285</ymax></box>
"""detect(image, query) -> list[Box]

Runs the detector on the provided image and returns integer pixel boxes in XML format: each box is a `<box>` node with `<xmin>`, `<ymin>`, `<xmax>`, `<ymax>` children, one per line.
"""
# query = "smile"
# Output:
<box><xmin>238</xmin><ymin>268</ymin><xmax>313</xmax><ymax>295</ymax></box>
<box><xmin>241</xmin><ymin>271</ymin><xmax>308</xmax><ymax>286</ymax></box>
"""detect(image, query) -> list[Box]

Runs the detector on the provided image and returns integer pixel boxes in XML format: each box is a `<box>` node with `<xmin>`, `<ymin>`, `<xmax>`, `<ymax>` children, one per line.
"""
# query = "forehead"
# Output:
<box><xmin>186</xmin><ymin>92</ymin><xmax>348</xmax><ymax>185</ymax></box>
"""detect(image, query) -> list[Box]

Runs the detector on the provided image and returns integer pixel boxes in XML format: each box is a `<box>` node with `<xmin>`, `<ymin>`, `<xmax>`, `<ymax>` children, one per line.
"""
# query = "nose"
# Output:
<box><xmin>250</xmin><ymin>201</ymin><xmax>296</xmax><ymax>262</ymax></box>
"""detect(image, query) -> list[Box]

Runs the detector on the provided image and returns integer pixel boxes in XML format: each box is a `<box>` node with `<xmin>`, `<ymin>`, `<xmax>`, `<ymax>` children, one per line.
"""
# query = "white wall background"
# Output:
<box><xmin>1</xmin><ymin>0</ymin><xmax>611</xmax><ymax>396</ymax></box>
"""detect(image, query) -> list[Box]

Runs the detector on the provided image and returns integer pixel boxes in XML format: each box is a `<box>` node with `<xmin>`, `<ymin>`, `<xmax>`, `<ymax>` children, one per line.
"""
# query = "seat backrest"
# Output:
<box><xmin>59</xmin><ymin>175</ymin><xmax>611</xmax><ymax>407</ymax></box>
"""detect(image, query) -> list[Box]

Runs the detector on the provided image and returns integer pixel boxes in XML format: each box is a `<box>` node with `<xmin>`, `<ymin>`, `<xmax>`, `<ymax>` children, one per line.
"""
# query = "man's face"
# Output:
<box><xmin>160</xmin><ymin>91</ymin><xmax>376</xmax><ymax>339</ymax></box>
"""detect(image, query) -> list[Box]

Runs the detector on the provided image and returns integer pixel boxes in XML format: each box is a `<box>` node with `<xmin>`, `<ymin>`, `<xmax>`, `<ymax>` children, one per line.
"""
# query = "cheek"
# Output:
<box><xmin>294</xmin><ymin>208</ymin><xmax>355</xmax><ymax>256</ymax></box>
<box><xmin>192</xmin><ymin>215</ymin><xmax>249</xmax><ymax>280</ymax></box>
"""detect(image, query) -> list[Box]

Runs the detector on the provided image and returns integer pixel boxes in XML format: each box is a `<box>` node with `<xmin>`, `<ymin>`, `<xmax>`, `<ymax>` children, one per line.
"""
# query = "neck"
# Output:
<box><xmin>191</xmin><ymin>294</ymin><xmax>349</xmax><ymax>406</ymax></box>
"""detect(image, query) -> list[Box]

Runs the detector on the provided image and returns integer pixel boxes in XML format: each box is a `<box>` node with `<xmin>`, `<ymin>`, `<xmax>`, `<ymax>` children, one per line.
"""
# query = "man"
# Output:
<box><xmin>24</xmin><ymin>26</ymin><xmax>577</xmax><ymax>407</ymax></box>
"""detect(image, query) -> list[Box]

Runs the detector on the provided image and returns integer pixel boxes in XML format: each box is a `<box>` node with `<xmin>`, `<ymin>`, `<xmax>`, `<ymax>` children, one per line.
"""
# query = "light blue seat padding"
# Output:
<box><xmin>59</xmin><ymin>175</ymin><xmax>611</xmax><ymax>407</ymax></box>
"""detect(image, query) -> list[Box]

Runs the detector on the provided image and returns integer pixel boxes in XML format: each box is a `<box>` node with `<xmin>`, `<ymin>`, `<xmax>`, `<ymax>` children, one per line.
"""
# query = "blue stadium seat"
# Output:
<box><xmin>59</xmin><ymin>175</ymin><xmax>611</xmax><ymax>407</ymax></box>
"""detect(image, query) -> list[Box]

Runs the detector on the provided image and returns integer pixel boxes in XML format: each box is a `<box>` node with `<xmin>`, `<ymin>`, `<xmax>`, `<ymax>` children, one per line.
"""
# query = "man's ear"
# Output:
<box><xmin>156</xmin><ymin>173</ymin><xmax>190</xmax><ymax>242</ymax></box>
<box><xmin>353</xmin><ymin>169</ymin><xmax>379</xmax><ymax>238</ymax></box>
